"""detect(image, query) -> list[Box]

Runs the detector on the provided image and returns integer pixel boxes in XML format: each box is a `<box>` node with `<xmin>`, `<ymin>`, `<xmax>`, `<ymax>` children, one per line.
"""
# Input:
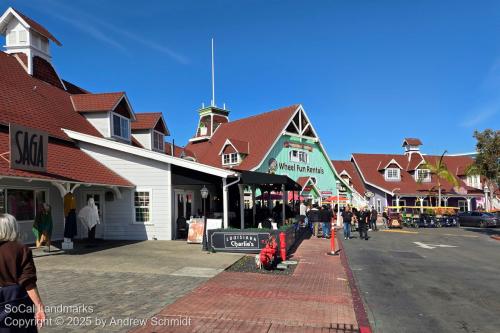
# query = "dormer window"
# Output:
<box><xmin>415</xmin><ymin>169</ymin><xmax>431</xmax><ymax>182</ymax></box>
<box><xmin>222</xmin><ymin>153</ymin><xmax>239</xmax><ymax>166</ymax></box>
<box><xmin>153</xmin><ymin>131</ymin><xmax>164</xmax><ymax>151</ymax></box>
<box><xmin>112</xmin><ymin>113</ymin><xmax>130</xmax><ymax>140</ymax></box>
<box><xmin>385</xmin><ymin>168</ymin><xmax>400</xmax><ymax>181</ymax></box>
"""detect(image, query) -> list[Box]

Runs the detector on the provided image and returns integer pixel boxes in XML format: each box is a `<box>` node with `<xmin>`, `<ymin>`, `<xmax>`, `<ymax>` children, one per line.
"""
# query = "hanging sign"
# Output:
<box><xmin>9</xmin><ymin>124</ymin><xmax>48</xmax><ymax>172</ymax></box>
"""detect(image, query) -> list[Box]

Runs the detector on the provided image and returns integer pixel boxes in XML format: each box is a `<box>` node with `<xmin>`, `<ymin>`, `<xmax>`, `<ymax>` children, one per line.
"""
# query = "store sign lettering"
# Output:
<box><xmin>224</xmin><ymin>234</ymin><xmax>259</xmax><ymax>249</ymax></box>
<box><xmin>278</xmin><ymin>162</ymin><xmax>324</xmax><ymax>174</ymax></box>
<box><xmin>10</xmin><ymin>124</ymin><xmax>48</xmax><ymax>172</ymax></box>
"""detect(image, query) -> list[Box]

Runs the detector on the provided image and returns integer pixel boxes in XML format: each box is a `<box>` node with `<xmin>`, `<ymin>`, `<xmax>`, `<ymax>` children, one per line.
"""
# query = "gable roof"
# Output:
<box><xmin>131</xmin><ymin>112</ymin><xmax>169</xmax><ymax>135</ymax></box>
<box><xmin>352</xmin><ymin>153</ymin><xmax>477</xmax><ymax>196</ymax></box>
<box><xmin>71</xmin><ymin>92</ymin><xmax>125</xmax><ymax>112</ymax></box>
<box><xmin>165</xmin><ymin>143</ymin><xmax>195</xmax><ymax>159</ymax></box>
<box><xmin>402</xmin><ymin>138</ymin><xmax>423</xmax><ymax>146</ymax></box>
<box><xmin>186</xmin><ymin>104</ymin><xmax>299</xmax><ymax>170</ymax></box>
<box><xmin>218</xmin><ymin>138</ymin><xmax>250</xmax><ymax>155</ymax></box>
<box><xmin>0</xmin><ymin>52</ymin><xmax>102</xmax><ymax>141</ymax></box>
<box><xmin>0</xmin><ymin>7</ymin><xmax>62</xmax><ymax>46</ymax></box>
<box><xmin>332</xmin><ymin>160</ymin><xmax>367</xmax><ymax>196</ymax></box>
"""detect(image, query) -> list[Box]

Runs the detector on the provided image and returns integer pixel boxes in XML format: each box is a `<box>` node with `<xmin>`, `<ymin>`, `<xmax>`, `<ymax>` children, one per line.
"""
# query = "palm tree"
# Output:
<box><xmin>419</xmin><ymin>151</ymin><xmax>459</xmax><ymax>207</ymax></box>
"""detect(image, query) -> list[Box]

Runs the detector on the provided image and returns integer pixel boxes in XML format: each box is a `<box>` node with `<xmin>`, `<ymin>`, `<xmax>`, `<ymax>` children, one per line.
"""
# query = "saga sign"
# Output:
<box><xmin>9</xmin><ymin>124</ymin><xmax>48</xmax><ymax>172</ymax></box>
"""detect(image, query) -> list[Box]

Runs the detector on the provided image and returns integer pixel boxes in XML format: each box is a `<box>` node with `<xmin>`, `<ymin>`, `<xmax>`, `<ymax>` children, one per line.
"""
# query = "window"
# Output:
<box><xmin>222</xmin><ymin>153</ymin><xmax>239</xmax><ymax>165</ymax></box>
<box><xmin>112</xmin><ymin>113</ymin><xmax>130</xmax><ymax>140</ymax></box>
<box><xmin>385</xmin><ymin>168</ymin><xmax>400</xmax><ymax>181</ymax></box>
<box><xmin>467</xmin><ymin>175</ymin><xmax>480</xmax><ymax>188</ymax></box>
<box><xmin>391</xmin><ymin>199</ymin><xmax>406</xmax><ymax>207</ymax></box>
<box><xmin>416</xmin><ymin>169</ymin><xmax>431</xmax><ymax>182</ymax></box>
<box><xmin>153</xmin><ymin>131</ymin><xmax>164</xmax><ymax>151</ymax></box>
<box><xmin>7</xmin><ymin>31</ymin><xmax>16</xmax><ymax>45</ymax></box>
<box><xmin>134</xmin><ymin>191</ymin><xmax>151</xmax><ymax>223</ymax></box>
<box><xmin>289</xmin><ymin>150</ymin><xmax>309</xmax><ymax>163</ymax></box>
<box><xmin>376</xmin><ymin>199</ymin><xmax>382</xmax><ymax>213</ymax></box>
<box><xmin>458</xmin><ymin>200</ymin><xmax>467</xmax><ymax>212</ymax></box>
<box><xmin>0</xmin><ymin>188</ymin><xmax>48</xmax><ymax>222</ymax></box>
<box><xmin>18</xmin><ymin>31</ymin><xmax>27</xmax><ymax>44</ymax></box>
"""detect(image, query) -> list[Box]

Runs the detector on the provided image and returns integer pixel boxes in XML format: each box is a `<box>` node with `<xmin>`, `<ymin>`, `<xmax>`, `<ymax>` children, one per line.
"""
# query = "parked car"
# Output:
<box><xmin>415</xmin><ymin>214</ymin><xmax>438</xmax><ymax>228</ymax></box>
<box><xmin>440</xmin><ymin>214</ymin><xmax>459</xmax><ymax>227</ymax></box>
<box><xmin>458</xmin><ymin>212</ymin><xmax>499</xmax><ymax>228</ymax></box>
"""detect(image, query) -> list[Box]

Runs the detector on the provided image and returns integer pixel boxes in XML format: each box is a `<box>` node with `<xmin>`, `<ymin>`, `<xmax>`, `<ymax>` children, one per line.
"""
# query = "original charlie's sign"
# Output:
<box><xmin>209</xmin><ymin>231</ymin><xmax>271</xmax><ymax>253</ymax></box>
<box><xmin>9</xmin><ymin>124</ymin><xmax>48</xmax><ymax>172</ymax></box>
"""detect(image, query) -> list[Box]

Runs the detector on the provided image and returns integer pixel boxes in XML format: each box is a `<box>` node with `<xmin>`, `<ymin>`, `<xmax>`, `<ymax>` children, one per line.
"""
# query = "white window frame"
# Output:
<box><xmin>415</xmin><ymin>169</ymin><xmax>431</xmax><ymax>182</ymax></box>
<box><xmin>0</xmin><ymin>187</ymin><xmax>49</xmax><ymax>223</ymax></box>
<box><xmin>385</xmin><ymin>168</ymin><xmax>401</xmax><ymax>181</ymax></box>
<box><xmin>111</xmin><ymin>112</ymin><xmax>130</xmax><ymax>141</ymax></box>
<box><xmin>133</xmin><ymin>189</ymin><xmax>152</xmax><ymax>225</ymax></box>
<box><xmin>289</xmin><ymin>149</ymin><xmax>309</xmax><ymax>163</ymax></box>
<box><xmin>458</xmin><ymin>200</ymin><xmax>467</xmax><ymax>212</ymax></box>
<box><xmin>152</xmin><ymin>130</ymin><xmax>164</xmax><ymax>152</ymax></box>
<box><xmin>222</xmin><ymin>152</ymin><xmax>239</xmax><ymax>166</ymax></box>
<box><xmin>391</xmin><ymin>199</ymin><xmax>406</xmax><ymax>207</ymax></box>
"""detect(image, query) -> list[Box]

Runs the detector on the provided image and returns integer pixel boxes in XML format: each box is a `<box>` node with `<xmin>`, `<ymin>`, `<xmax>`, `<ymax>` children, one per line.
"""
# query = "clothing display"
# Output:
<box><xmin>78</xmin><ymin>198</ymin><xmax>100</xmax><ymax>230</ymax></box>
<box><xmin>64</xmin><ymin>209</ymin><xmax>78</xmax><ymax>239</ymax></box>
<box><xmin>32</xmin><ymin>204</ymin><xmax>53</xmax><ymax>243</ymax></box>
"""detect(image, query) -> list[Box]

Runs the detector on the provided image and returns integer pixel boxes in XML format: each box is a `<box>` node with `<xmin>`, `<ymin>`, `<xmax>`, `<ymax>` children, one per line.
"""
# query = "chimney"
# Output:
<box><xmin>402</xmin><ymin>138</ymin><xmax>423</xmax><ymax>160</ymax></box>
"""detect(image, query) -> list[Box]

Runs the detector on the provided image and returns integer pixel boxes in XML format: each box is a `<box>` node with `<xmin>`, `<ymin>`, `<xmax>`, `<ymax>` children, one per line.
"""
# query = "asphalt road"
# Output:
<box><xmin>341</xmin><ymin>226</ymin><xmax>500</xmax><ymax>333</ymax></box>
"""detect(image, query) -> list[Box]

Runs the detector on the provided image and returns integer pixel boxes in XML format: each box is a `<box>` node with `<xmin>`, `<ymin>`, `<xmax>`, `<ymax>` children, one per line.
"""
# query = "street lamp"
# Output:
<box><xmin>200</xmin><ymin>186</ymin><xmax>209</xmax><ymax>251</ymax></box>
<box><xmin>484</xmin><ymin>185</ymin><xmax>490</xmax><ymax>211</ymax></box>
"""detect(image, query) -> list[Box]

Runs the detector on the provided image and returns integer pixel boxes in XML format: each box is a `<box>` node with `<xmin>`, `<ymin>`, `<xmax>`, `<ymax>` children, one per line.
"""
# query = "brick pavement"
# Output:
<box><xmin>134</xmin><ymin>236</ymin><xmax>359</xmax><ymax>333</ymax></box>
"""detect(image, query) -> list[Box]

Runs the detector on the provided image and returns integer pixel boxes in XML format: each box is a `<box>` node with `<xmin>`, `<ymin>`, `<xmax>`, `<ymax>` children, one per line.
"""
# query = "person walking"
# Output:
<box><xmin>359</xmin><ymin>206</ymin><xmax>370</xmax><ymax>240</ymax></box>
<box><xmin>342</xmin><ymin>206</ymin><xmax>353</xmax><ymax>240</ymax></box>
<box><xmin>307</xmin><ymin>204</ymin><xmax>321</xmax><ymax>237</ymax></box>
<box><xmin>320</xmin><ymin>205</ymin><xmax>333</xmax><ymax>239</ymax></box>
<box><xmin>370</xmin><ymin>206</ymin><xmax>378</xmax><ymax>231</ymax></box>
<box><xmin>0</xmin><ymin>214</ymin><xmax>46</xmax><ymax>332</ymax></box>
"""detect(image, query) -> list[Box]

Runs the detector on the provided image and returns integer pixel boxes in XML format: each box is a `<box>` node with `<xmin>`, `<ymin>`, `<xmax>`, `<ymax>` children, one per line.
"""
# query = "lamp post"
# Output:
<box><xmin>201</xmin><ymin>186</ymin><xmax>209</xmax><ymax>251</ymax></box>
<box><xmin>484</xmin><ymin>185</ymin><xmax>490</xmax><ymax>211</ymax></box>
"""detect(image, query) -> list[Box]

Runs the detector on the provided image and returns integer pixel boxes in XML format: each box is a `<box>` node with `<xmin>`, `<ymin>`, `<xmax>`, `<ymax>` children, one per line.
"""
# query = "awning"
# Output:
<box><xmin>237</xmin><ymin>170</ymin><xmax>302</xmax><ymax>191</ymax></box>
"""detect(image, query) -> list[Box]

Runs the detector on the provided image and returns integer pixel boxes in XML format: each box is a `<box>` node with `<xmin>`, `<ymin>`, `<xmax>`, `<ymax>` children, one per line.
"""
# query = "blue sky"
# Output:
<box><xmin>4</xmin><ymin>0</ymin><xmax>500</xmax><ymax>159</ymax></box>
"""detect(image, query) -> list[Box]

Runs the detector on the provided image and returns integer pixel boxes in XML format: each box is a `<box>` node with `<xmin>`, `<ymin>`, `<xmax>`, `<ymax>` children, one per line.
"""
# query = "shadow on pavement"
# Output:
<box><xmin>461</xmin><ymin>227</ymin><xmax>500</xmax><ymax>237</ymax></box>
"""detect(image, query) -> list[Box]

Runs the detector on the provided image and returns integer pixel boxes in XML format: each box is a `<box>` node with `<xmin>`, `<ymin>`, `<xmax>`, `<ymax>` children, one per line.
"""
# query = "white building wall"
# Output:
<box><xmin>82</xmin><ymin>112</ymin><xmax>110</xmax><ymax>138</ymax></box>
<box><xmin>78</xmin><ymin>142</ymin><xmax>173</xmax><ymax>240</ymax></box>
<box><xmin>131</xmin><ymin>130</ymin><xmax>152</xmax><ymax>150</ymax></box>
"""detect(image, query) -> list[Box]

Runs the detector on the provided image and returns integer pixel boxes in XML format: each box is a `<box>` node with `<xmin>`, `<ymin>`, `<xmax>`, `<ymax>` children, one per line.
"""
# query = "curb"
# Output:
<box><xmin>491</xmin><ymin>235</ymin><xmax>500</xmax><ymax>241</ymax></box>
<box><xmin>337</xmin><ymin>234</ymin><xmax>373</xmax><ymax>333</ymax></box>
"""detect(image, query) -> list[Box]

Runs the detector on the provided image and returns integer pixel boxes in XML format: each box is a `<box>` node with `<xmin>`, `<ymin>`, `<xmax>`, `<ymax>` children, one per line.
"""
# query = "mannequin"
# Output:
<box><xmin>77</xmin><ymin>198</ymin><xmax>100</xmax><ymax>242</ymax></box>
<box><xmin>32</xmin><ymin>203</ymin><xmax>53</xmax><ymax>250</ymax></box>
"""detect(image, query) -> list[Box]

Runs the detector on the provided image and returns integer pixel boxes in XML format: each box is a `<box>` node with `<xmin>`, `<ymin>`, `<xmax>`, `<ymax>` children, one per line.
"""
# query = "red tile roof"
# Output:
<box><xmin>132</xmin><ymin>112</ymin><xmax>169</xmax><ymax>135</ymax></box>
<box><xmin>0</xmin><ymin>131</ymin><xmax>132</xmax><ymax>187</ymax></box>
<box><xmin>296</xmin><ymin>177</ymin><xmax>311</xmax><ymax>189</ymax></box>
<box><xmin>352</xmin><ymin>153</ymin><xmax>476</xmax><ymax>196</ymax></box>
<box><xmin>164</xmin><ymin>143</ymin><xmax>195</xmax><ymax>159</ymax></box>
<box><xmin>331</xmin><ymin>160</ymin><xmax>366</xmax><ymax>196</ymax></box>
<box><xmin>62</xmin><ymin>80</ymin><xmax>89</xmax><ymax>94</ymax></box>
<box><xmin>12</xmin><ymin>8</ymin><xmax>62</xmax><ymax>46</ymax></box>
<box><xmin>403</xmin><ymin>138</ymin><xmax>422</xmax><ymax>146</ymax></box>
<box><xmin>186</xmin><ymin>104</ymin><xmax>299</xmax><ymax>170</ymax></box>
<box><xmin>0</xmin><ymin>52</ymin><xmax>102</xmax><ymax>141</ymax></box>
<box><xmin>32</xmin><ymin>56</ymin><xmax>64</xmax><ymax>89</ymax></box>
<box><xmin>222</xmin><ymin>139</ymin><xmax>249</xmax><ymax>155</ymax></box>
<box><xmin>71</xmin><ymin>92</ymin><xmax>125</xmax><ymax>113</ymax></box>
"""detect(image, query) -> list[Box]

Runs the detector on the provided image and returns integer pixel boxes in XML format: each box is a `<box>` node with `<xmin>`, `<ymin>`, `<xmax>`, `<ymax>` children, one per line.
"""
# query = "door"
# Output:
<box><xmin>174</xmin><ymin>190</ymin><xmax>194</xmax><ymax>239</ymax></box>
<box><xmin>81</xmin><ymin>191</ymin><xmax>104</xmax><ymax>238</ymax></box>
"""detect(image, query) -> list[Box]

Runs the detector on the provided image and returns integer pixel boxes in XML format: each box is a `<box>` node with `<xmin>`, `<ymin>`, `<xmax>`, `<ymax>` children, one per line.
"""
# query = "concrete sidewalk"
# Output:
<box><xmin>134</xmin><ymin>236</ymin><xmax>359</xmax><ymax>333</ymax></box>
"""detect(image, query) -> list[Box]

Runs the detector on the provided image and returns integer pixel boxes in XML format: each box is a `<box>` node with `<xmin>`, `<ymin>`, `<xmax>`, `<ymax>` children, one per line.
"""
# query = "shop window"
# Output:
<box><xmin>458</xmin><ymin>200</ymin><xmax>467</xmax><ymax>212</ymax></box>
<box><xmin>385</xmin><ymin>168</ymin><xmax>400</xmax><ymax>181</ymax></box>
<box><xmin>415</xmin><ymin>169</ymin><xmax>431</xmax><ymax>182</ymax></box>
<box><xmin>134</xmin><ymin>191</ymin><xmax>151</xmax><ymax>223</ymax></box>
<box><xmin>222</xmin><ymin>153</ymin><xmax>238</xmax><ymax>166</ymax></box>
<box><xmin>153</xmin><ymin>131</ymin><xmax>164</xmax><ymax>151</ymax></box>
<box><xmin>289</xmin><ymin>150</ymin><xmax>308</xmax><ymax>163</ymax></box>
<box><xmin>377</xmin><ymin>199</ymin><xmax>382</xmax><ymax>213</ymax></box>
<box><xmin>112</xmin><ymin>113</ymin><xmax>130</xmax><ymax>140</ymax></box>
<box><xmin>0</xmin><ymin>188</ymin><xmax>48</xmax><ymax>222</ymax></box>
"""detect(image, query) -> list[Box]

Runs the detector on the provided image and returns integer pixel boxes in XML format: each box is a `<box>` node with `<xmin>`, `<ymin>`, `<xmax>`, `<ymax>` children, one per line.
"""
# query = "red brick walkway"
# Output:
<box><xmin>134</xmin><ymin>237</ymin><xmax>358</xmax><ymax>332</ymax></box>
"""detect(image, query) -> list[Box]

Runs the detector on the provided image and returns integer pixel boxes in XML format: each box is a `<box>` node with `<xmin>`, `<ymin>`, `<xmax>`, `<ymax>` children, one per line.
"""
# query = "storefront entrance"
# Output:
<box><xmin>80</xmin><ymin>191</ymin><xmax>105</xmax><ymax>239</ymax></box>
